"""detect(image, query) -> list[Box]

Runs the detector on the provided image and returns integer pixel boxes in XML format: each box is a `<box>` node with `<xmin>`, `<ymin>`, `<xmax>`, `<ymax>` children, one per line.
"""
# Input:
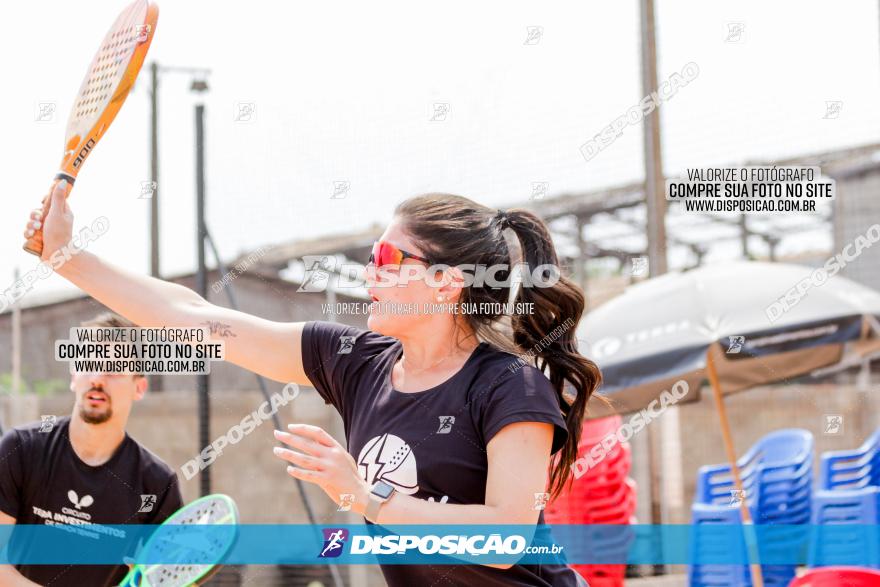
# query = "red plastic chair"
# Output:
<box><xmin>549</xmin><ymin>483</ymin><xmax>636</xmax><ymax>525</ymax></box>
<box><xmin>580</xmin><ymin>415</ymin><xmax>623</xmax><ymax>446</ymax></box>
<box><xmin>581</xmin><ymin>482</ymin><xmax>637</xmax><ymax>524</ymax></box>
<box><xmin>572</xmin><ymin>443</ymin><xmax>632</xmax><ymax>485</ymax></box>
<box><xmin>789</xmin><ymin>567</ymin><xmax>880</xmax><ymax>586</ymax></box>
<box><xmin>573</xmin><ymin>564</ymin><xmax>625</xmax><ymax>586</ymax></box>
<box><xmin>569</xmin><ymin>469</ymin><xmax>631</xmax><ymax>501</ymax></box>
<box><xmin>548</xmin><ymin>416</ymin><xmax>636</xmax><ymax>587</ymax></box>
<box><xmin>584</xmin><ymin>479</ymin><xmax>635</xmax><ymax>514</ymax></box>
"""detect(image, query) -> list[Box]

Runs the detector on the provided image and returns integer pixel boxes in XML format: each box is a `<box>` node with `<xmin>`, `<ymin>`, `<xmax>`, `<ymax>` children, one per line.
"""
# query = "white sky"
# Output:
<box><xmin>2</xmin><ymin>0</ymin><xmax>879</xmax><ymax>302</ymax></box>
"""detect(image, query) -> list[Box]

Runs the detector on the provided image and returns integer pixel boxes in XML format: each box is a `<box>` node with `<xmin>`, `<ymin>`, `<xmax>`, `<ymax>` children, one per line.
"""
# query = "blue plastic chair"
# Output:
<box><xmin>808</xmin><ymin>487</ymin><xmax>880</xmax><ymax>568</ymax></box>
<box><xmin>820</xmin><ymin>428</ymin><xmax>880</xmax><ymax>491</ymax></box>
<box><xmin>695</xmin><ymin>430</ymin><xmax>813</xmax><ymax>517</ymax></box>
<box><xmin>688</xmin><ymin>503</ymin><xmax>808</xmax><ymax>587</ymax></box>
<box><xmin>688</xmin><ymin>505</ymin><xmax>752</xmax><ymax>587</ymax></box>
<box><xmin>689</xmin><ymin>430</ymin><xmax>814</xmax><ymax>587</ymax></box>
<box><xmin>810</xmin><ymin>429</ymin><xmax>880</xmax><ymax>570</ymax></box>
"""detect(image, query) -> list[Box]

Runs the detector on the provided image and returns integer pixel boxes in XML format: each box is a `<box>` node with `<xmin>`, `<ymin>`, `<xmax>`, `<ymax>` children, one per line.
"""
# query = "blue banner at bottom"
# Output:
<box><xmin>1</xmin><ymin>523</ymin><xmax>878</xmax><ymax>566</ymax></box>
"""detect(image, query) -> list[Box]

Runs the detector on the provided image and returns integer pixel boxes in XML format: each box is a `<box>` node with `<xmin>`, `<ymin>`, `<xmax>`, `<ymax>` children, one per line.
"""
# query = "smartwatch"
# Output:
<box><xmin>365</xmin><ymin>480</ymin><xmax>396</xmax><ymax>522</ymax></box>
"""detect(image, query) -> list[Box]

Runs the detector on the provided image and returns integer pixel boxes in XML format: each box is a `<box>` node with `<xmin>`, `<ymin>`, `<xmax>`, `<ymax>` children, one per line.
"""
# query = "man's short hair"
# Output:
<box><xmin>80</xmin><ymin>312</ymin><xmax>137</xmax><ymax>330</ymax></box>
<box><xmin>79</xmin><ymin>312</ymin><xmax>144</xmax><ymax>378</ymax></box>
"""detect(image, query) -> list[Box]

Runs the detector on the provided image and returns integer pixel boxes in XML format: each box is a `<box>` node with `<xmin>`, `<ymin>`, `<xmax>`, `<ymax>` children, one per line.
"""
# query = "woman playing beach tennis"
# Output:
<box><xmin>26</xmin><ymin>185</ymin><xmax>600</xmax><ymax>586</ymax></box>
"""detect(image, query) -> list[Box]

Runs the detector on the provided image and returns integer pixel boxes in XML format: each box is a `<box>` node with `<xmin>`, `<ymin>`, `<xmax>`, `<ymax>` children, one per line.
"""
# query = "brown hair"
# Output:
<box><xmin>394</xmin><ymin>194</ymin><xmax>602</xmax><ymax>498</ymax></box>
<box><xmin>81</xmin><ymin>312</ymin><xmax>137</xmax><ymax>330</ymax></box>
<box><xmin>80</xmin><ymin>312</ymin><xmax>144</xmax><ymax>378</ymax></box>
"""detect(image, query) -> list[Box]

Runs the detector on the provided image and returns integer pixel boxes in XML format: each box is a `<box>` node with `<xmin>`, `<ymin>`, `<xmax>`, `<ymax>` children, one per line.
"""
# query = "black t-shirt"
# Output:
<box><xmin>0</xmin><ymin>416</ymin><xmax>184</xmax><ymax>586</ymax></box>
<box><xmin>302</xmin><ymin>320</ymin><xmax>586</xmax><ymax>587</ymax></box>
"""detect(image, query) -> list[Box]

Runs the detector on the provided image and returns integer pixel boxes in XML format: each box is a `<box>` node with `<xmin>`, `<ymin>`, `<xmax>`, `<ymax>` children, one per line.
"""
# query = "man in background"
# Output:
<box><xmin>0</xmin><ymin>312</ymin><xmax>184</xmax><ymax>586</ymax></box>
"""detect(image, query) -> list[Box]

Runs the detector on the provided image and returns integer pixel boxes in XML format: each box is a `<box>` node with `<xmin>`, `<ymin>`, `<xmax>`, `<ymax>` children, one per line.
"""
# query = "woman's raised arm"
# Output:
<box><xmin>25</xmin><ymin>182</ymin><xmax>311</xmax><ymax>385</ymax></box>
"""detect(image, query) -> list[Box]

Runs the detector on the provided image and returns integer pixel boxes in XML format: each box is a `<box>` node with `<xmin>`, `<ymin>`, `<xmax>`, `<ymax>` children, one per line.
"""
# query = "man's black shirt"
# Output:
<box><xmin>0</xmin><ymin>417</ymin><xmax>183</xmax><ymax>586</ymax></box>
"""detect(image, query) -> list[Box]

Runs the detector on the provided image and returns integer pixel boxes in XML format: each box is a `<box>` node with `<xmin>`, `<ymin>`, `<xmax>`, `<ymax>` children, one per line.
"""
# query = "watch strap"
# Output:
<box><xmin>365</xmin><ymin>484</ymin><xmax>396</xmax><ymax>523</ymax></box>
<box><xmin>365</xmin><ymin>494</ymin><xmax>384</xmax><ymax>523</ymax></box>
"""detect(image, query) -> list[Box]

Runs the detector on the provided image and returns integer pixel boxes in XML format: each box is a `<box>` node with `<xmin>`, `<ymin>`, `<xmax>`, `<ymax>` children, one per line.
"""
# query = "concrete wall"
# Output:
<box><xmin>834</xmin><ymin>166</ymin><xmax>880</xmax><ymax>292</ymax></box>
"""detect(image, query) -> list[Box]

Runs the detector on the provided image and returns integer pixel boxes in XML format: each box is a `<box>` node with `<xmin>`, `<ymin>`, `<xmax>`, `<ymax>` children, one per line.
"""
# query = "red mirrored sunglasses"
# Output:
<box><xmin>367</xmin><ymin>241</ymin><xmax>432</xmax><ymax>267</ymax></box>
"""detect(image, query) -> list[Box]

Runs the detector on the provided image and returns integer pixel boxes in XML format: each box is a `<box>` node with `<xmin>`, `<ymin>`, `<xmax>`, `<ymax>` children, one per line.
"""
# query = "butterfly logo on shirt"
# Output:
<box><xmin>68</xmin><ymin>490</ymin><xmax>94</xmax><ymax>510</ymax></box>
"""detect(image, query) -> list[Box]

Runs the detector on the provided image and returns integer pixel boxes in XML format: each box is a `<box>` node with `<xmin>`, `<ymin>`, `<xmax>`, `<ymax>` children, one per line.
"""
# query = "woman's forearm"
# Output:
<box><xmin>351</xmin><ymin>491</ymin><xmax>536</xmax><ymax>569</ymax></box>
<box><xmin>57</xmin><ymin>251</ymin><xmax>207</xmax><ymax>328</ymax></box>
<box><xmin>54</xmin><ymin>250</ymin><xmax>309</xmax><ymax>384</ymax></box>
<box><xmin>354</xmin><ymin>489</ymin><xmax>527</xmax><ymax>527</ymax></box>
<box><xmin>27</xmin><ymin>182</ymin><xmax>309</xmax><ymax>384</ymax></box>
<box><xmin>0</xmin><ymin>565</ymin><xmax>42</xmax><ymax>586</ymax></box>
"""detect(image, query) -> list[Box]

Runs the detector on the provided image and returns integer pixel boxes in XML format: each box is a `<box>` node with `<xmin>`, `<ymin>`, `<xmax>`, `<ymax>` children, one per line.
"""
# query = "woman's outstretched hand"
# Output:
<box><xmin>24</xmin><ymin>180</ymin><xmax>74</xmax><ymax>261</ymax></box>
<box><xmin>273</xmin><ymin>424</ymin><xmax>370</xmax><ymax>513</ymax></box>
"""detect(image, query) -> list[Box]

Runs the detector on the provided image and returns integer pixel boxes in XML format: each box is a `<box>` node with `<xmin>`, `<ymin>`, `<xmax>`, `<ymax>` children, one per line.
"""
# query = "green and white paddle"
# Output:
<box><xmin>118</xmin><ymin>494</ymin><xmax>239</xmax><ymax>587</ymax></box>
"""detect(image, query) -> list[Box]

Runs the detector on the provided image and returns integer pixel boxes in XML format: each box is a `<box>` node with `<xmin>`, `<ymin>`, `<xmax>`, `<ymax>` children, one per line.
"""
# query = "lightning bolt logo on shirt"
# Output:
<box><xmin>356</xmin><ymin>433</ymin><xmax>419</xmax><ymax>495</ymax></box>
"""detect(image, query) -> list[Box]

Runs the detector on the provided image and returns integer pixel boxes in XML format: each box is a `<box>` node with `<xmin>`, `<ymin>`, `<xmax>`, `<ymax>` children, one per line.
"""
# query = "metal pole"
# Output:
<box><xmin>575</xmin><ymin>217</ymin><xmax>588</xmax><ymax>306</ymax></box>
<box><xmin>11</xmin><ymin>268</ymin><xmax>21</xmax><ymax>396</ymax></box>
<box><xmin>150</xmin><ymin>62</ymin><xmax>160</xmax><ymax>278</ymax></box>
<box><xmin>640</xmin><ymin>0</ymin><xmax>668</xmax><ymax>276</ymax></box>
<box><xmin>195</xmin><ymin>103</ymin><xmax>211</xmax><ymax>496</ymax></box>
<box><xmin>739</xmin><ymin>214</ymin><xmax>749</xmax><ymax>259</ymax></box>
<box><xmin>149</xmin><ymin>62</ymin><xmax>164</xmax><ymax>393</ymax></box>
<box><xmin>5</xmin><ymin>267</ymin><xmax>23</xmax><ymax>434</ymax></box>
<box><xmin>640</xmin><ymin>0</ymin><xmax>669</xmax><ymax>576</ymax></box>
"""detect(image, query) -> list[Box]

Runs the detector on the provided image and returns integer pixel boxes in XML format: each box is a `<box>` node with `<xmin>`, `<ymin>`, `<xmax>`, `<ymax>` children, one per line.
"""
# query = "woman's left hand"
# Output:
<box><xmin>273</xmin><ymin>424</ymin><xmax>370</xmax><ymax>512</ymax></box>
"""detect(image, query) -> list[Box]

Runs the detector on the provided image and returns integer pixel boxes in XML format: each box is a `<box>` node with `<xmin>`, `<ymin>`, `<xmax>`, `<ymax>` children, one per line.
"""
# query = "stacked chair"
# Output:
<box><xmin>808</xmin><ymin>428</ymin><xmax>880</xmax><ymax>570</ymax></box>
<box><xmin>544</xmin><ymin>415</ymin><xmax>637</xmax><ymax>587</ymax></box>
<box><xmin>689</xmin><ymin>429</ymin><xmax>814</xmax><ymax>587</ymax></box>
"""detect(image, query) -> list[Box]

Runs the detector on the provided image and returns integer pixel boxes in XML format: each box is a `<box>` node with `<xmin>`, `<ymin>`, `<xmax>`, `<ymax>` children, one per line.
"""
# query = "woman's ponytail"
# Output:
<box><xmin>503</xmin><ymin>208</ymin><xmax>602</xmax><ymax>498</ymax></box>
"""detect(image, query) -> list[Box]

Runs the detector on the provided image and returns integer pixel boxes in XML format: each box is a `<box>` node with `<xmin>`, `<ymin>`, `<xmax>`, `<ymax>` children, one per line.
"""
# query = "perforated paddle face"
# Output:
<box><xmin>23</xmin><ymin>0</ymin><xmax>157</xmax><ymax>257</ymax></box>
<box><xmin>64</xmin><ymin>0</ymin><xmax>152</xmax><ymax>159</ymax></box>
<box><xmin>137</xmin><ymin>495</ymin><xmax>239</xmax><ymax>587</ymax></box>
